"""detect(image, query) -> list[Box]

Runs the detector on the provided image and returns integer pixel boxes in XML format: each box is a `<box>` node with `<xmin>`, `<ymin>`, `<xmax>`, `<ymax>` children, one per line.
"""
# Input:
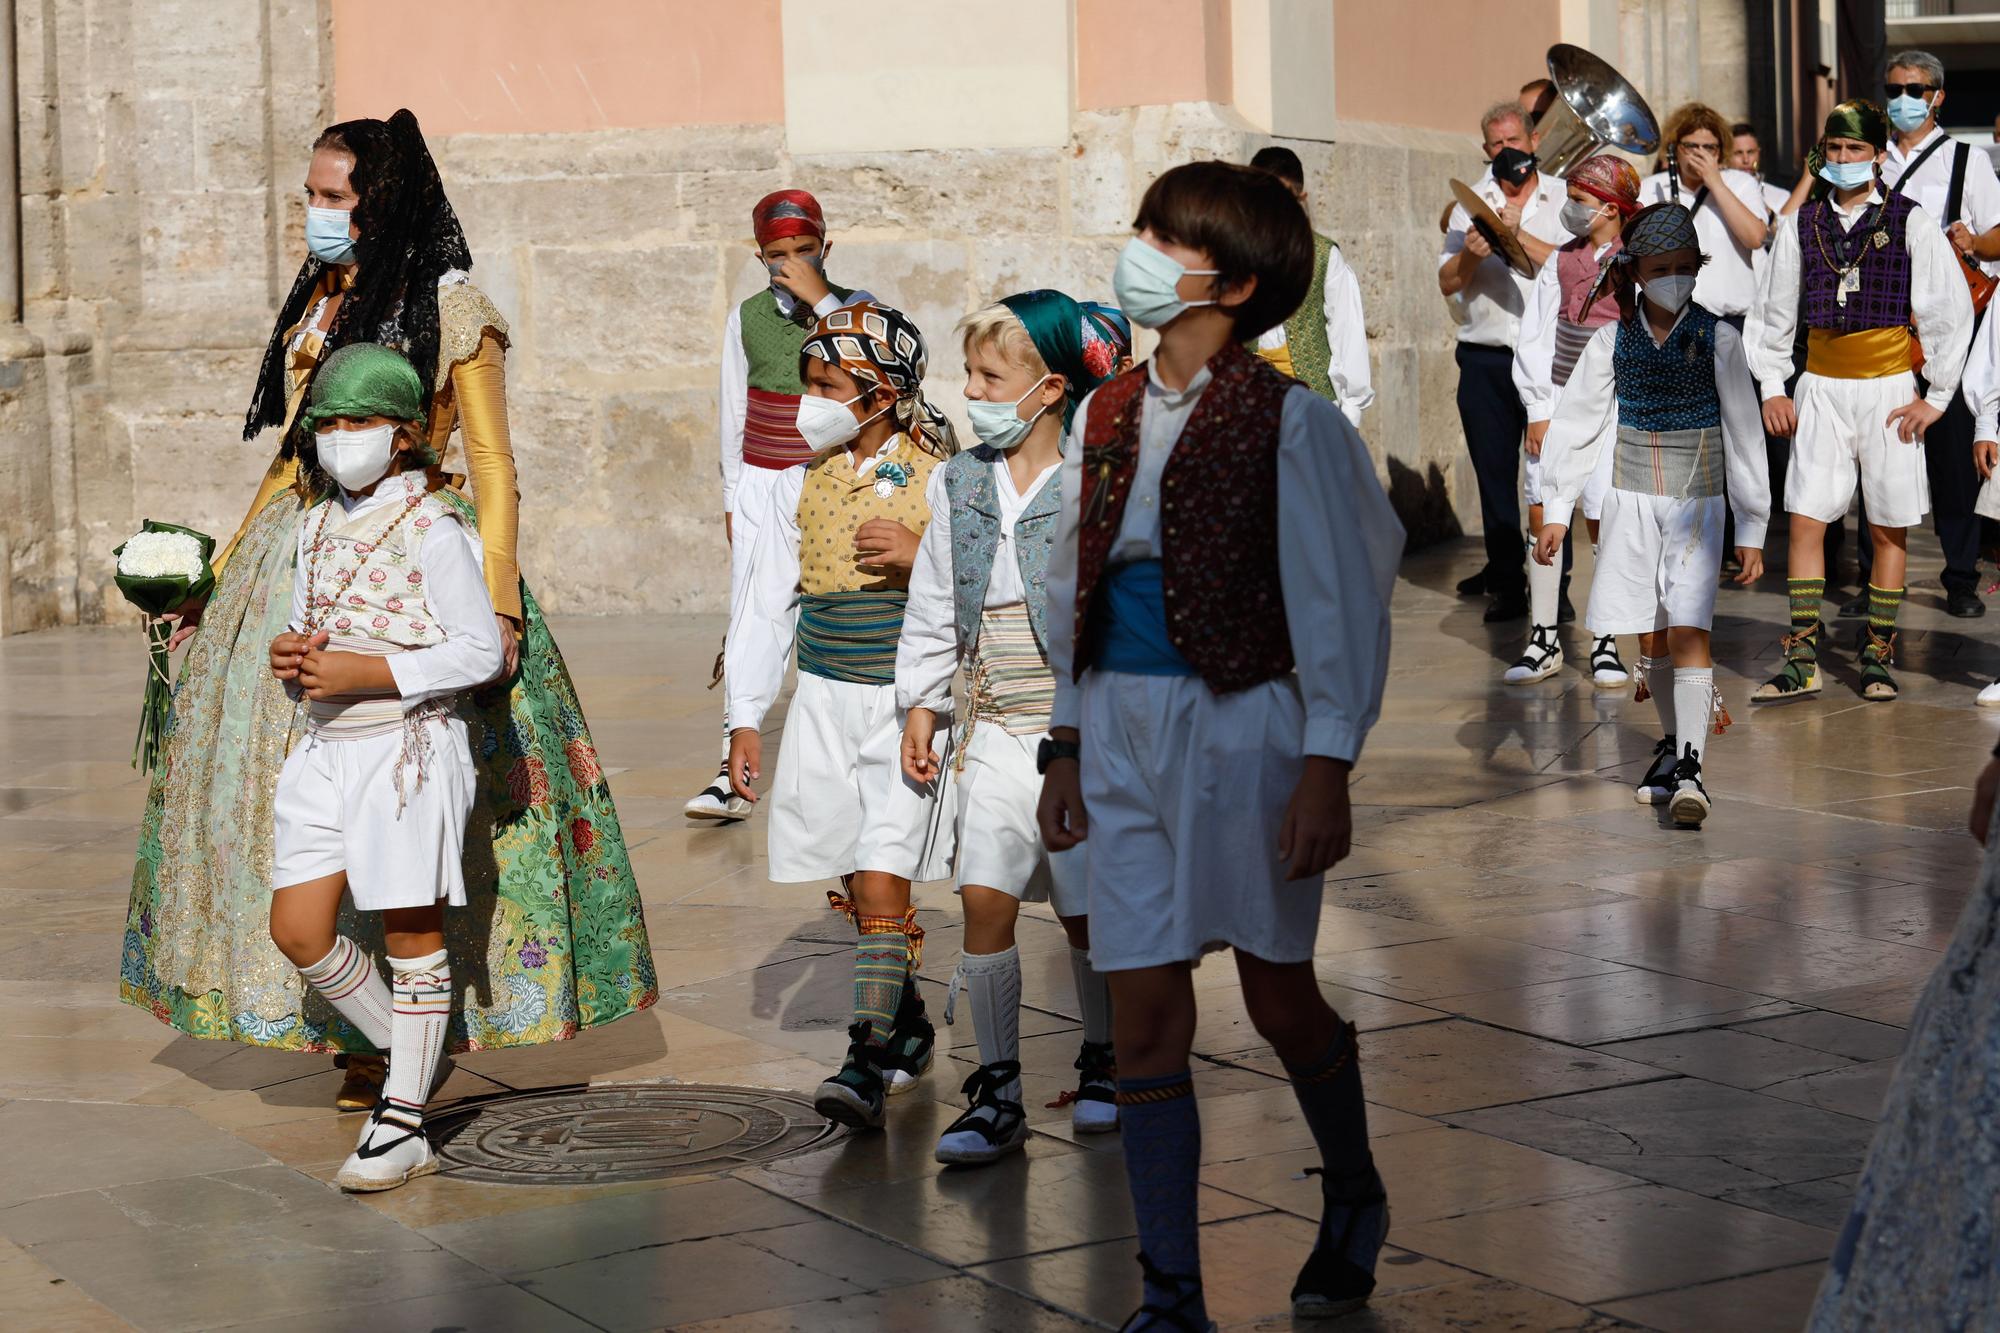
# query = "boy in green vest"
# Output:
<box><xmin>1247</xmin><ymin>147</ymin><xmax>1374</xmax><ymax>429</ymax></box>
<box><xmin>686</xmin><ymin>189</ymin><xmax>874</xmax><ymax>821</ymax></box>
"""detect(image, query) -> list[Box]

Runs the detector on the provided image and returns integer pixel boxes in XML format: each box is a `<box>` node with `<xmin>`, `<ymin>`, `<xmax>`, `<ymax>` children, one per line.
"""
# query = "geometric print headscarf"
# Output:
<box><xmin>800</xmin><ymin>299</ymin><xmax>957</xmax><ymax>457</ymax></box>
<box><xmin>1620</xmin><ymin>201</ymin><xmax>1701</xmax><ymax>259</ymax></box>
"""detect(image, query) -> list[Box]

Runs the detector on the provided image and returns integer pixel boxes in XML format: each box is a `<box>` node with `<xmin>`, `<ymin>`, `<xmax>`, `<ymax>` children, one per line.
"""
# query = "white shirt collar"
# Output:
<box><xmin>1887</xmin><ymin>126</ymin><xmax>1947</xmax><ymax>164</ymax></box>
<box><xmin>1830</xmin><ymin>188</ymin><xmax>1885</xmax><ymax>220</ymax></box>
<box><xmin>1145</xmin><ymin>357</ymin><xmax>1214</xmax><ymax>407</ymax></box>
<box><xmin>339</xmin><ymin>469</ymin><xmax>426</xmax><ymax>517</ymax></box>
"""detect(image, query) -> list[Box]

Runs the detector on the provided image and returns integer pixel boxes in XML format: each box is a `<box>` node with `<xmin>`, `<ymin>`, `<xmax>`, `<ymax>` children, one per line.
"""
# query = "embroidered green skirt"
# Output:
<box><xmin>119</xmin><ymin>492</ymin><xmax>657</xmax><ymax>1052</ymax></box>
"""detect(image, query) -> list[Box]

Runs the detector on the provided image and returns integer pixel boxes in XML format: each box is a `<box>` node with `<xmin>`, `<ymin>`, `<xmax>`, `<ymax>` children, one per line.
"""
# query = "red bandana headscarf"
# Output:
<box><xmin>752</xmin><ymin>189</ymin><xmax>825</xmax><ymax>247</ymax></box>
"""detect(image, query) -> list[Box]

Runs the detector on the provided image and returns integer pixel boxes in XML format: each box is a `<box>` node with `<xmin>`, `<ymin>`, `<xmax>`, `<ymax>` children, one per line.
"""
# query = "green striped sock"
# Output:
<box><xmin>1787</xmin><ymin>577</ymin><xmax>1825</xmax><ymax>636</ymax></box>
<box><xmin>1867</xmin><ymin>584</ymin><xmax>1904</xmax><ymax>633</ymax></box>
<box><xmin>853</xmin><ymin>931</ymin><xmax>911</xmax><ymax>1051</ymax></box>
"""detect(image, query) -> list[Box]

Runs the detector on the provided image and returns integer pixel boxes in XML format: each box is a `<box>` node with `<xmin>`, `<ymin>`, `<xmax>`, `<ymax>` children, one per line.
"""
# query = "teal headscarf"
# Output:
<box><xmin>998</xmin><ymin>290</ymin><xmax>1112</xmax><ymax>429</ymax></box>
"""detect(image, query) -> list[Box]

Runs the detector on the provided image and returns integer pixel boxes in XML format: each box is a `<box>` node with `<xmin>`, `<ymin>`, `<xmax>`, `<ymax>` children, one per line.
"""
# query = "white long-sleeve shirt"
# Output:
<box><xmin>1044</xmin><ymin>363</ymin><xmax>1404</xmax><ymax>763</ymax></box>
<box><xmin>723</xmin><ymin>433</ymin><xmax>912</xmax><ymax>733</ymax></box>
<box><xmin>1541</xmin><ymin>315</ymin><xmax>1772</xmax><ymax>550</ymax></box>
<box><xmin>1746</xmin><ymin>194</ymin><xmax>1974</xmax><ymax>408</ymax></box>
<box><xmin>1438</xmin><ymin>170</ymin><xmax>1569</xmax><ymax>349</ymax></box>
<box><xmin>1512</xmin><ymin>239</ymin><xmax>1617</xmax><ymax>424</ymax></box>
<box><xmin>289</xmin><ymin>473</ymin><xmax>505</xmax><ymax>707</ymax></box>
<box><xmin>1638</xmin><ymin>170</ymin><xmax>1771</xmax><ymax>317</ymax></box>
<box><xmin>895</xmin><ymin>453</ymin><xmax>1062</xmax><ymax>717</ymax></box>
<box><xmin>1884</xmin><ymin>127</ymin><xmax>2000</xmax><ymax>276</ymax></box>
<box><xmin>1253</xmin><ymin>241</ymin><xmax>1373</xmax><ymax>427</ymax></box>
<box><xmin>1964</xmin><ymin>307</ymin><xmax>2000</xmax><ymax>441</ymax></box>
<box><xmin>718</xmin><ymin>286</ymin><xmax>876</xmax><ymax>514</ymax></box>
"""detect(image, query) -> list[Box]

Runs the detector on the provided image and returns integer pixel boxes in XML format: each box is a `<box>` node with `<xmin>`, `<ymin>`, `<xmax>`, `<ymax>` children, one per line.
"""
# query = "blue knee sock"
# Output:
<box><xmin>1281</xmin><ymin>1023</ymin><xmax>1387</xmax><ymax>1268</ymax></box>
<box><xmin>1118</xmin><ymin>1070</ymin><xmax>1205</xmax><ymax>1324</ymax></box>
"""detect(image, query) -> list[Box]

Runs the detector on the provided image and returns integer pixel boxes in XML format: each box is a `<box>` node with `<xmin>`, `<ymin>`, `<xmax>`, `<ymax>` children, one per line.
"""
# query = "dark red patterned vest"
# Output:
<box><xmin>1074</xmin><ymin>340</ymin><xmax>1294</xmax><ymax>694</ymax></box>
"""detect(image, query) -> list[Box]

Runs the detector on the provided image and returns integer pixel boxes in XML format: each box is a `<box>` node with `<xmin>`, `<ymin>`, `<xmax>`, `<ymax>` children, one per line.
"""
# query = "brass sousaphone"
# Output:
<box><xmin>1448</xmin><ymin>44</ymin><xmax>1660</xmax><ymax>277</ymax></box>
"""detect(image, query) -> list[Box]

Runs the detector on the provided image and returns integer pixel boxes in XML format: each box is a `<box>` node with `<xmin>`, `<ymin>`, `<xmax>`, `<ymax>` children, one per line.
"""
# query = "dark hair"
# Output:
<box><xmin>1249</xmin><ymin>145</ymin><xmax>1306</xmax><ymax>189</ymax></box>
<box><xmin>1730</xmin><ymin>122</ymin><xmax>1757</xmax><ymax>139</ymax></box>
<box><xmin>245</xmin><ymin>108</ymin><xmax>473</xmax><ymax>457</ymax></box>
<box><xmin>1132</xmin><ymin>161</ymin><xmax>1312</xmax><ymax>338</ymax></box>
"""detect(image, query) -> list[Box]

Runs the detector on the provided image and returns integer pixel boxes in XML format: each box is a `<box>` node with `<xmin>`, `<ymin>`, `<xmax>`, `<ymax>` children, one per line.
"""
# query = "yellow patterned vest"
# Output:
<box><xmin>794</xmin><ymin>434</ymin><xmax>940</xmax><ymax>684</ymax></box>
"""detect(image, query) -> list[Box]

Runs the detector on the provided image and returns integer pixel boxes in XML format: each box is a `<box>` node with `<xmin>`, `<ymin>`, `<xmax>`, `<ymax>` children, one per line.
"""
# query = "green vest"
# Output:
<box><xmin>1283</xmin><ymin>233</ymin><xmax>1338</xmax><ymax>402</ymax></box>
<box><xmin>740</xmin><ymin>284</ymin><xmax>855</xmax><ymax>394</ymax></box>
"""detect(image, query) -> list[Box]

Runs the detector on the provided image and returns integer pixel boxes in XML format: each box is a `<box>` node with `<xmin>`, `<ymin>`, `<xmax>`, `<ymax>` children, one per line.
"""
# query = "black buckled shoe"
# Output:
<box><xmin>1290</xmin><ymin>1166</ymin><xmax>1390</xmax><ymax>1320</ymax></box>
<box><xmin>1118</xmin><ymin>1253</ymin><xmax>1214</xmax><ymax>1333</ymax></box>
<box><xmin>933</xmin><ymin>1060</ymin><xmax>1029</xmax><ymax>1166</ymax></box>
<box><xmin>1635</xmin><ymin>735</ymin><xmax>1678</xmax><ymax>806</ymax></box>
<box><xmin>1065</xmin><ymin>1040</ymin><xmax>1119</xmax><ymax>1134</ymax></box>
<box><xmin>814</xmin><ymin>1022</ymin><xmax>887</xmax><ymax>1129</ymax></box>
<box><xmin>1668</xmin><ymin>744</ymin><xmax>1711</xmax><ymax>829</ymax></box>
<box><xmin>878</xmin><ymin>980</ymin><xmax>935</xmax><ymax>1094</ymax></box>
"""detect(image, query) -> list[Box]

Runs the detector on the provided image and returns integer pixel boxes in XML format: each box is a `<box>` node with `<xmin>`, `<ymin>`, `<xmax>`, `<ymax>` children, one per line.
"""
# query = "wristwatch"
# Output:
<box><xmin>1037</xmin><ymin>737</ymin><xmax>1081</xmax><ymax>774</ymax></box>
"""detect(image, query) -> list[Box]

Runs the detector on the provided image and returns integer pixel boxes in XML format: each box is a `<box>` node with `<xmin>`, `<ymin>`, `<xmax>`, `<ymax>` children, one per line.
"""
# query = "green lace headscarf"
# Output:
<box><xmin>998</xmin><ymin>290</ymin><xmax>1113</xmax><ymax>430</ymax></box>
<box><xmin>298</xmin><ymin>342</ymin><xmax>436</xmax><ymax>464</ymax></box>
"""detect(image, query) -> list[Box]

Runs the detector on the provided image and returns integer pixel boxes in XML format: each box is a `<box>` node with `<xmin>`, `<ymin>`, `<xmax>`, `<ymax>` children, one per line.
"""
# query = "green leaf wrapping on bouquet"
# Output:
<box><xmin>113</xmin><ymin>520</ymin><xmax>218</xmax><ymax>773</ymax></box>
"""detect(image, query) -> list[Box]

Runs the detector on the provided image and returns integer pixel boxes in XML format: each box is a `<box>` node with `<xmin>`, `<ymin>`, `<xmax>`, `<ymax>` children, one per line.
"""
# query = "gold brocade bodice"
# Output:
<box><xmin>796</xmin><ymin>435</ymin><xmax>939</xmax><ymax>595</ymax></box>
<box><xmin>218</xmin><ymin>273</ymin><xmax>522</xmax><ymax>622</ymax></box>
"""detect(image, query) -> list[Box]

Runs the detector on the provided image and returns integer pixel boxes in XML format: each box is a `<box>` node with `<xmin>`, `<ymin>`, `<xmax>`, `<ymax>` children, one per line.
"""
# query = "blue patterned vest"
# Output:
<box><xmin>1613</xmin><ymin>305</ymin><xmax>1723</xmax><ymax>432</ymax></box>
<box><xmin>942</xmin><ymin>444</ymin><xmax>1064</xmax><ymax>654</ymax></box>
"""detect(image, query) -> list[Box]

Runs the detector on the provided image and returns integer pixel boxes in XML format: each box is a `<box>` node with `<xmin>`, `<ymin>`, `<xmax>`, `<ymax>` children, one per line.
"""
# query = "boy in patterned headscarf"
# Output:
<box><xmin>1534</xmin><ymin>203</ymin><xmax>1770</xmax><ymax>827</ymax></box>
<box><xmin>725</xmin><ymin>300</ymin><xmax>955</xmax><ymax>1132</ymax></box>
<box><xmin>1747</xmin><ymin>100</ymin><xmax>1973</xmax><ymax>705</ymax></box>
<box><xmin>687</xmin><ymin>189</ymin><xmax>876</xmax><ymax>823</ymax></box>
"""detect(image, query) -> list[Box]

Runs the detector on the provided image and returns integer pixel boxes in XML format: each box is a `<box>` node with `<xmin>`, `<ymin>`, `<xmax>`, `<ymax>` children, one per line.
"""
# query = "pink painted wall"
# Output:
<box><xmin>1077</xmin><ymin>0</ymin><xmax>1232</xmax><ymax>110</ymax></box>
<box><xmin>1333</xmin><ymin>0</ymin><xmax>1560</xmax><ymax>135</ymax></box>
<box><xmin>330</xmin><ymin>0</ymin><xmax>785</xmax><ymax>134</ymax></box>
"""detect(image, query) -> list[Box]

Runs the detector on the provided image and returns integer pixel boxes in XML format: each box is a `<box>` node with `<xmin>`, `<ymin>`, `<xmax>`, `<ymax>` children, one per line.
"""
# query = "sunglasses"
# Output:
<box><xmin>1885</xmin><ymin>83</ymin><xmax>1937</xmax><ymax>98</ymax></box>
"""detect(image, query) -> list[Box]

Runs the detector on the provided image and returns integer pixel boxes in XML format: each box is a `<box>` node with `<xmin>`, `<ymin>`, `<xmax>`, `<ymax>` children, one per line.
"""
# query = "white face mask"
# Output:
<box><xmin>1641</xmin><ymin>273</ymin><xmax>1697</xmax><ymax>313</ymax></box>
<box><xmin>796</xmin><ymin>390</ymin><xmax>888</xmax><ymax>451</ymax></box>
<box><xmin>1559</xmin><ymin>200</ymin><xmax>1605</xmax><ymax>238</ymax></box>
<box><xmin>316</xmin><ymin>423</ymin><xmax>398</xmax><ymax>492</ymax></box>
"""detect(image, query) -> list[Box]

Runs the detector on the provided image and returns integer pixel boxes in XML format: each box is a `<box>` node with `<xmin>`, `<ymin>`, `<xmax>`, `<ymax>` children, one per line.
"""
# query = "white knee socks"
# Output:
<box><xmin>1640</xmin><ymin>655</ymin><xmax>1676</xmax><ymax>737</ymax></box>
<box><xmin>1527</xmin><ymin>537</ymin><xmax>1562</xmax><ymax>628</ymax></box>
<box><xmin>298</xmin><ymin>937</ymin><xmax>393</xmax><ymax>1051</ymax></box>
<box><xmin>371</xmin><ymin>949</ymin><xmax>452</xmax><ymax>1144</ymax></box>
<box><xmin>1674</xmin><ymin>668</ymin><xmax>1714</xmax><ymax>768</ymax></box>
<box><xmin>1070</xmin><ymin>946</ymin><xmax>1112</xmax><ymax>1045</ymax></box>
<box><xmin>961</xmin><ymin>946</ymin><xmax>1023</xmax><ymax>1106</ymax></box>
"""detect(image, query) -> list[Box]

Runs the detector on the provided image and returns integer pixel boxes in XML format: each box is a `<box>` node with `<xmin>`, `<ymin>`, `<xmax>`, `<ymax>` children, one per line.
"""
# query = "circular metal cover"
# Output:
<box><xmin>427</xmin><ymin>1083</ymin><xmax>845</xmax><ymax>1185</ymax></box>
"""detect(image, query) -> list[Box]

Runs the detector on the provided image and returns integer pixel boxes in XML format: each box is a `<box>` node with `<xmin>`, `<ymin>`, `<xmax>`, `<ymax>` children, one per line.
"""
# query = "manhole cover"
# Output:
<box><xmin>427</xmin><ymin>1083</ymin><xmax>845</xmax><ymax>1184</ymax></box>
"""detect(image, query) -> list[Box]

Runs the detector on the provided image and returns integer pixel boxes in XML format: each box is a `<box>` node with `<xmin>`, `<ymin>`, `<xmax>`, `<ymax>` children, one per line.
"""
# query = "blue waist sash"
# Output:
<box><xmin>797</xmin><ymin>590</ymin><xmax>906</xmax><ymax>685</ymax></box>
<box><xmin>1091</xmin><ymin>560</ymin><xmax>1196</xmax><ymax>678</ymax></box>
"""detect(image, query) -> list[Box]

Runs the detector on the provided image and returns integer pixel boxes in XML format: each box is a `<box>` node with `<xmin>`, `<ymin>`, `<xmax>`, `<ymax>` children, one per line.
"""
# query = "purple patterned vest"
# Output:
<box><xmin>1800</xmin><ymin>193</ymin><xmax>1916</xmax><ymax>333</ymax></box>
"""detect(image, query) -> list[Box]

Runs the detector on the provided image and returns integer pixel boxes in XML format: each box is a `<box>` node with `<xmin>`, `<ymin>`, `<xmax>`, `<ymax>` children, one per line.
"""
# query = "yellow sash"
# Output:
<box><xmin>1805</xmin><ymin>327</ymin><xmax>1914</xmax><ymax>380</ymax></box>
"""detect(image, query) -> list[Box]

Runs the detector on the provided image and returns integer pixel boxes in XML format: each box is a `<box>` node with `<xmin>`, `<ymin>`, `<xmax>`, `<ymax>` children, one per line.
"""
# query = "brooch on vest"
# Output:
<box><xmin>1081</xmin><ymin>410</ymin><xmax>1136</xmax><ymax>527</ymax></box>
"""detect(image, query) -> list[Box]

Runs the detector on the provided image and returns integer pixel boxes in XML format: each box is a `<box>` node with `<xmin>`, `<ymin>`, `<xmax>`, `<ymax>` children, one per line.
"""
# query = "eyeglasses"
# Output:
<box><xmin>1678</xmin><ymin>139</ymin><xmax>1721</xmax><ymax>153</ymax></box>
<box><xmin>1885</xmin><ymin>83</ymin><xmax>1937</xmax><ymax>98</ymax></box>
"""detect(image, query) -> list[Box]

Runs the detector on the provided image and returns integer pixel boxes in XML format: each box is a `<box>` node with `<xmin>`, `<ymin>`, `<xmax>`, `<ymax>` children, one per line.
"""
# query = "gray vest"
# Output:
<box><xmin>942</xmin><ymin>445</ymin><xmax>1064</xmax><ymax>654</ymax></box>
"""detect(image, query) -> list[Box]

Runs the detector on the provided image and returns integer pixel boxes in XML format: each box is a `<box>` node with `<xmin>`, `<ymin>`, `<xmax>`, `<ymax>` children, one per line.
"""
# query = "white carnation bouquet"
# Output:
<box><xmin>113</xmin><ymin>520</ymin><xmax>216</xmax><ymax>773</ymax></box>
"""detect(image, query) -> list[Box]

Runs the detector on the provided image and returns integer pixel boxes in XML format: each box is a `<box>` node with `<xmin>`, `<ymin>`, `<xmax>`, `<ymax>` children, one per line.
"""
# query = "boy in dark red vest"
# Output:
<box><xmin>1038</xmin><ymin>161</ymin><xmax>1404</xmax><ymax>1330</ymax></box>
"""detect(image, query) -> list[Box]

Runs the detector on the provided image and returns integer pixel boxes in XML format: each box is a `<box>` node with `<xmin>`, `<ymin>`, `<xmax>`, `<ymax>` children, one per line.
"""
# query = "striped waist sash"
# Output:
<box><xmin>1551</xmin><ymin>319</ymin><xmax>1599</xmax><ymax>389</ymax></box>
<box><xmin>304</xmin><ymin>637</ymin><xmax>453</xmax><ymax>814</ymax></box>
<box><xmin>797</xmin><ymin>591</ymin><xmax>907</xmax><ymax>685</ymax></box>
<box><xmin>743</xmin><ymin>387</ymin><xmax>817</xmax><ymax>470</ymax></box>
<box><xmin>1612</xmin><ymin>426</ymin><xmax>1724</xmax><ymax>499</ymax></box>
<box><xmin>969</xmin><ymin>603</ymin><xmax>1055</xmax><ymax>736</ymax></box>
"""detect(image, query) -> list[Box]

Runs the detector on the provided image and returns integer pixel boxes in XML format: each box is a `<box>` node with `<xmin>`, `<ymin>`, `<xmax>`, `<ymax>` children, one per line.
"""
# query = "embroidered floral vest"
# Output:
<box><xmin>795</xmin><ymin>436</ymin><xmax>940</xmax><ymax>596</ymax></box>
<box><xmin>303</xmin><ymin>486</ymin><xmax>458</xmax><ymax>647</ymax></box>
<box><xmin>1801</xmin><ymin>193</ymin><xmax>1916</xmax><ymax>332</ymax></box>
<box><xmin>1074</xmin><ymin>342</ymin><xmax>1294</xmax><ymax>694</ymax></box>
<box><xmin>942</xmin><ymin>445</ymin><xmax>1063</xmax><ymax>655</ymax></box>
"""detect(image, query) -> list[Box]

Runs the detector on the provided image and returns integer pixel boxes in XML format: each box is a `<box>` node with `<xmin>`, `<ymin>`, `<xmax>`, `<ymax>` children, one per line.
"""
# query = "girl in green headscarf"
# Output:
<box><xmin>895</xmin><ymin>290</ymin><xmax>1116</xmax><ymax>1166</ymax></box>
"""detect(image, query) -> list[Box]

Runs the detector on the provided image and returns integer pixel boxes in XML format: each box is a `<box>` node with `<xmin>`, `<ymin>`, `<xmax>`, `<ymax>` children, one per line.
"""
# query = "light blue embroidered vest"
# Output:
<box><xmin>942</xmin><ymin>444</ymin><xmax>1064</xmax><ymax>654</ymax></box>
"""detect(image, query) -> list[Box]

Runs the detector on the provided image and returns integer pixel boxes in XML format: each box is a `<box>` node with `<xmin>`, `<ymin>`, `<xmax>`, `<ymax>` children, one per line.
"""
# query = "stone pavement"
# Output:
<box><xmin>2</xmin><ymin>535</ymin><xmax>1992</xmax><ymax>1331</ymax></box>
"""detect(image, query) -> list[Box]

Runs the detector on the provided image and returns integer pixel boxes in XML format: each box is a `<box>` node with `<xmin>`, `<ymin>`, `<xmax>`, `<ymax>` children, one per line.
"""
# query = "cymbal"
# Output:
<box><xmin>1450</xmin><ymin>179</ymin><xmax>1534</xmax><ymax>277</ymax></box>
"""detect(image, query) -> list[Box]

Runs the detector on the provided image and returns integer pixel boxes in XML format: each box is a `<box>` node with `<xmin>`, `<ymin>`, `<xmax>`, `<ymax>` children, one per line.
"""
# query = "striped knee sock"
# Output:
<box><xmin>376</xmin><ymin>949</ymin><xmax>451</xmax><ymax>1137</ymax></box>
<box><xmin>1118</xmin><ymin>1070</ymin><xmax>1206</xmax><ymax>1323</ymax></box>
<box><xmin>853</xmin><ymin>927</ymin><xmax>911</xmax><ymax>1051</ymax></box>
<box><xmin>1788</xmin><ymin>577</ymin><xmax>1825</xmax><ymax>638</ymax></box>
<box><xmin>1867</xmin><ymin>584</ymin><xmax>1904</xmax><ymax>635</ymax></box>
<box><xmin>297</xmin><ymin>936</ymin><xmax>392</xmax><ymax>1051</ymax></box>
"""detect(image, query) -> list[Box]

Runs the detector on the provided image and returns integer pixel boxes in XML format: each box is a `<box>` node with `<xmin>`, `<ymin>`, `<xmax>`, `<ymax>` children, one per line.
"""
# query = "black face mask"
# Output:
<box><xmin>1491</xmin><ymin>146</ymin><xmax>1537</xmax><ymax>187</ymax></box>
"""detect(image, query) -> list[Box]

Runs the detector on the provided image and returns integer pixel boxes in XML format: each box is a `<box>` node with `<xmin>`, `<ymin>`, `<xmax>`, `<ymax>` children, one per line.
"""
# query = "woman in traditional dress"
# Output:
<box><xmin>119</xmin><ymin>109</ymin><xmax>656</xmax><ymax>1108</ymax></box>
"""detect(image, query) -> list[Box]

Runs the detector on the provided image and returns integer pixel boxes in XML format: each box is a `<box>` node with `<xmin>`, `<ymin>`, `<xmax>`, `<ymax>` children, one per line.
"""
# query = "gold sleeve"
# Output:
<box><xmin>214</xmin><ymin>451</ymin><xmax>300</xmax><ymax>575</ymax></box>
<box><xmin>453</xmin><ymin>331</ymin><xmax>523</xmax><ymax>622</ymax></box>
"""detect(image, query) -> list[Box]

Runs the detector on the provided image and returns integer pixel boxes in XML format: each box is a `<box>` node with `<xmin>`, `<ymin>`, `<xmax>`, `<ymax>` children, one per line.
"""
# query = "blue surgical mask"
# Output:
<box><xmin>767</xmin><ymin>253</ymin><xmax>826</xmax><ymax>317</ymax></box>
<box><xmin>305</xmin><ymin>205</ymin><xmax>357</xmax><ymax>265</ymax></box>
<box><xmin>1819</xmin><ymin>159</ymin><xmax>1877</xmax><ymax>190</ymax></box>
<box><xmin>1887</xmin><ymin>94</ymin><xmax>1932</xmax><ymax>134</ymax></box>
<box><xmin>1113</xmin><ymin>237</ymin><xmax>1219</xmax><ymax>329</ymax></box>
<box><xmin>965</xmin><ymin>377</ymin><xmax>1052</xmax><ymax>449</ymax></box>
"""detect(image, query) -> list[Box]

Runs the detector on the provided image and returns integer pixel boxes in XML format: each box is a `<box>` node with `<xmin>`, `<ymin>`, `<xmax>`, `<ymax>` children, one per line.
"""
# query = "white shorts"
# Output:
<box><xmin>1785</xmin><ymin>371</ymin><xmax>1930</xmax><ymax>530</ymax></box>
<box><xmin>952</xmin><ymin>723</ymin><xmax>1084</xmax><ymax>917</ymax></box>
<box><xmin>1587</xmin><ymin>488</ymin><xmax>1726</xmax><ymax>635</ymax></box>
<box><xmin>766</xmin><ymin>672</ymin><xmax>954</xmax><ymax>884</ymax></box>
<box><xmin>1079</xmin><ymin>670</ymin><xmax>1319</xmax><ymax>973</ymax></box>
<box><xmin>271</xmin><ymin>720</ymin><xmax>476</xmax><ymax>911</ymax></box>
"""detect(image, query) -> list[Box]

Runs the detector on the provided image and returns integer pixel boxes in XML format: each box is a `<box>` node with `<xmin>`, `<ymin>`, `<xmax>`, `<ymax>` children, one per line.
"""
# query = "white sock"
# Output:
<box><xmin>373</xmin><ymin>949</ymin><xmax>451</xmax><ymax>1144</ymax></box>
<box><xmin>297</xmin><ymin>937</ymin><xmax>392</xmax><ymax>1051</ymax></box>
<box><xmin>961</xmin><ymin>946</ymin><xmax>1022</xmax><ymax>1107</ymax></box>
<box><xmin>1070</xmin><ymin>945</ymin><xmax>1112</xmax><ymax>1045</ymax></box>
<box><xmin>1641</xmin><ymin>655</ymin><xmax>1676</xmax><ymax>737</ymax></box>
<box><xmin>718</xmin><ymin>713</ymin><xmax>731</xmax><ymax>769</ymax></box>
<box><xmin>1527</xmin><ymin>538</ymin><xmax>1562</xmax><ymax>629</ymax></box>
<box><xmin>1674</xmin><ymin>668</ymin><xmax>1714</xmax><ymax>769</ymax></box>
